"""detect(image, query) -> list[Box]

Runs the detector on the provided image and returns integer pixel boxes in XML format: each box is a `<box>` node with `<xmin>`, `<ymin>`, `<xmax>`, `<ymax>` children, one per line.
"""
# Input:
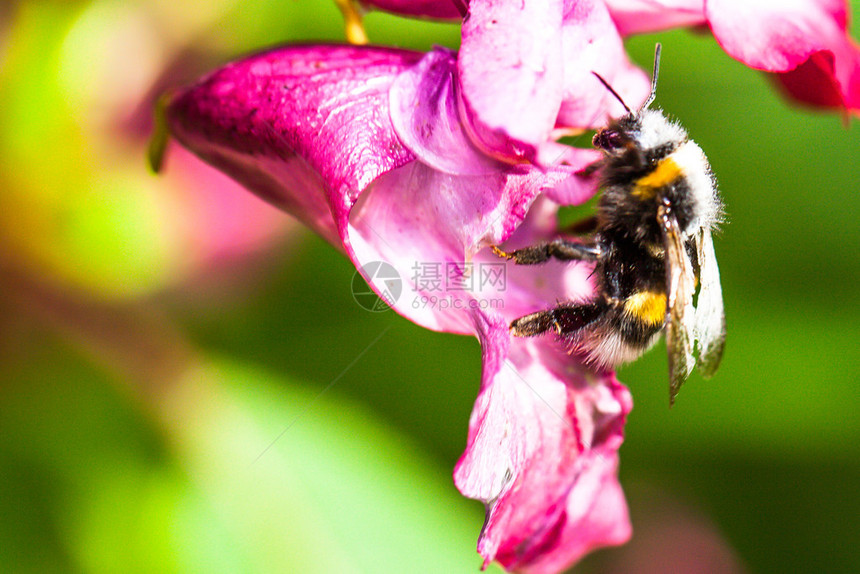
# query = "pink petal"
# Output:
<box><xmin>455</xmin><ymin>316</ymin><xmax>632</xmax><ymax>573</ymax></box>
<box><xmin>538</xmin><ymin>146</ymin><xmax>603</xmax><ymax>205</ymax></box>
<box><xmin>774</xmin><ymin>45</ymin><xmax>860</xmax><ymax>109</ymax></box>
<box><xmin>603</xmin><ymin>0</ymin><xmax>706</xmax><ymax>35</ymax></box>
<box><xmin>706</xmin><ymin>0</ymin><xmax>860</xmax><ymax>111</ymax></box>
<box><xmin>389</xmin><ymin>48</ymin><xmax>503</xmax><ymax>175</ymax></box>
<box><xmin>360</xmin><ymin>0</ymin><xmax>465</xmax><ymax>19</ymax></box>
<box><xmin>557</xmin><ymin>0</ymin><xmax>652</xmax><ymax>128</ymax></box>
<box><xmin>166</xmin><ymin>45</ymin><xmax>422</xmax><ymax>247</ymax></box>
<box><xmin>458</xmin><ymin>0</ymin><xmax>565</xmax><ymax>164</ymax></box>
<box><xmin>706</xmin><ymin>0</ymin><xmax>845</xmax><ymax>71</ymax></box>
<box><xmin>450</xmin><ymin>201</ymin><xmax>632</xmax><ymax>572</ymax></box>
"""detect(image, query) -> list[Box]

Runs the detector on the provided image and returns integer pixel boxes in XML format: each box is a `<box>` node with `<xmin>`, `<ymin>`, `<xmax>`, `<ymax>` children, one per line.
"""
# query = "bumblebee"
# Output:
<box><xmin>494</xmin><ymin>45</ymin><xmax>725</xmax><ymax>404</ymax></box>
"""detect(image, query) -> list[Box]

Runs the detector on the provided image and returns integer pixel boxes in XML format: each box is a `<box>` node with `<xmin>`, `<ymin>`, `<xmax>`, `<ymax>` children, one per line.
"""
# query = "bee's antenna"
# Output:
<box><xmin>592</xmin><ymin>71</ymin><xmax>632</xmax><ymax>115</ymax></box>
<box><xmin>641</xmin><ymin>43</ymin><xmax>662</xmax><ymax>110</ymax></box>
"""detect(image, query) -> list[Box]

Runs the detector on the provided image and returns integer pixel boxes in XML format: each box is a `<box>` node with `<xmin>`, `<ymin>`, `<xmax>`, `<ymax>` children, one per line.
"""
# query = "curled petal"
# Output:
<box><xmin>603</xmin><ymin>0</ymin><xmax>706</xmax><ymax>35</ymax></box>
<box><xmin>775</xmin><ymin>47</ymin><xmax>860</xmax><ymax>109</ymax></box>
<box><xmin>389</xmin><ymin>48</ymin><xmax>503</xmax><ymax>175</ymax></box>
<box><xmin>458</xmin><ymin>0</ymin><xmax>565</xmax><ymax>164</ymax></box>
<box><xmin>455</xmin><ymin>316</ymin><xmax>632</xmax><ymax>573</ymax></box>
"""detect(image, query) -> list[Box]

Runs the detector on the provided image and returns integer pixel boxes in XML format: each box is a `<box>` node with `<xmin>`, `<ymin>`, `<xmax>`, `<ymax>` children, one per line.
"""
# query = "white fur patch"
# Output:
<box><xmin>671</xmin><ymin>141</ymin><xmax>720</xmax><ymax>232</ymax></box>
<box><xmin>635</xmin><ymin>109</ymin><xmax>687</xmax><ymax>151</ymax></box>
<box><xmin>575</xmin><ymin>326</ymin><xmax>662</xmax><ymax>369</ymax></box>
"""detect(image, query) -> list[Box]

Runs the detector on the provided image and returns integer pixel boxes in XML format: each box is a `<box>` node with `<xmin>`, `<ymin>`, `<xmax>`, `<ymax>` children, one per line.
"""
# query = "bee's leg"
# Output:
<box><xmin>492</xmin><ymin>239</ymin><xmax>602</xmax><ymax>265</ymax></box>
<box><xmin>511</xmin><ymin>303</ymin><xmax>603</xmax><ymax>337</ymax></box>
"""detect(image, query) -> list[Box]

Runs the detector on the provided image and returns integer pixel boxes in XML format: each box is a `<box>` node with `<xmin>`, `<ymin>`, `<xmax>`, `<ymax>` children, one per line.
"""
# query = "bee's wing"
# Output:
<box><xmin>693</xmin><ymin>228</ymin><xmax>726</xmax><ymax>378</ymax></box>
<box><xmin>660</xmin><ymin>207</ymin><xmax>697</xmax><ymax>405</ymax></box>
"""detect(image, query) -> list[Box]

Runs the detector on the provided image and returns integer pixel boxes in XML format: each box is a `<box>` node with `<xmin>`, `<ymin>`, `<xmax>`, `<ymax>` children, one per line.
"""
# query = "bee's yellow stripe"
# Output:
<box><xmin>633</xmin><ymin>156</ymin><xmax>683</xmax><ymax>198</ymax></box>
<box><xmin>624</xmin><ymin>291</ymin><xmax>667</xmax><ymax>325</ymax></box>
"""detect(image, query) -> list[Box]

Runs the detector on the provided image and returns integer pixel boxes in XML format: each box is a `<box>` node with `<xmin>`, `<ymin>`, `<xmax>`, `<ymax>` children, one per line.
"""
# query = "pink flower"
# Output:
<box><xmin>163</xmin><ymin>39</ymin><xmax>632</xmax><ymax>573</ymax></box>
<box><xmin>159</xmin><ymin>1</ymin><xmax>855</xmax><ymax>572</ymax></box>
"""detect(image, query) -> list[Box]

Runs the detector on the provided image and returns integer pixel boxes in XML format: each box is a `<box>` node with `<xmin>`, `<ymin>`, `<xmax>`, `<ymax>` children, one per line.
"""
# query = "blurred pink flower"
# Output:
<box><xmin>603</xmin><ymin>0</ymin><xmax>860</xmax><ymax>111</ymax></box>
<box><xmin>161</xmin><ymin>146</ymin><xmax>288</xmax><ymax>269</ymax></box>
<box><xmin>0</xmin><ymin>0</ymin><xmax>291</xmax><ymax>300</ymax></box>
<box><xmin>164</xmin><ymin>41</ymin><xmax>632</xmax><ymax>573</ymax></box>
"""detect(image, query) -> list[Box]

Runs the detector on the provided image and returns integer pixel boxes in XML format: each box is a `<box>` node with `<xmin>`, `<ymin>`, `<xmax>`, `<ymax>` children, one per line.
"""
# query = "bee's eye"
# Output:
<box><xmin>593</xmin><ymin>129</ymin><xmax>625</xmax><ymax>150</ymax></box>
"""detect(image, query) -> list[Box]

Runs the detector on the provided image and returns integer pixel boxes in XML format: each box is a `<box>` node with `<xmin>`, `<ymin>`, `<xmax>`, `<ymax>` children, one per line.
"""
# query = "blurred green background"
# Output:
<box><xmin>0</xmin><ymin>1</ymin><xmax>858</xmax><ymax>573</ymax></box>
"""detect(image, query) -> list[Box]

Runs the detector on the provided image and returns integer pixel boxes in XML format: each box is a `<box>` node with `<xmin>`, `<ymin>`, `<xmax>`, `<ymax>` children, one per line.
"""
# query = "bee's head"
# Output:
<box><xmin>592</xmin><ymin>114</ymin><xmax>640</xmax><ymax>153</ymax></box>
<box><xmin>591</xmin><ymin>44</ymin><xmax>665</xmax><ymax>155</ymax></box>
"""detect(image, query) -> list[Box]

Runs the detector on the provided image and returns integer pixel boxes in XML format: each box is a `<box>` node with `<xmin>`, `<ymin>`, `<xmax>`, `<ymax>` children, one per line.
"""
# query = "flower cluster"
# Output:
<box><xmin>160</xmin><ymin>1</ymin><xmax>857</xmax><ymax>572</ymax></box>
